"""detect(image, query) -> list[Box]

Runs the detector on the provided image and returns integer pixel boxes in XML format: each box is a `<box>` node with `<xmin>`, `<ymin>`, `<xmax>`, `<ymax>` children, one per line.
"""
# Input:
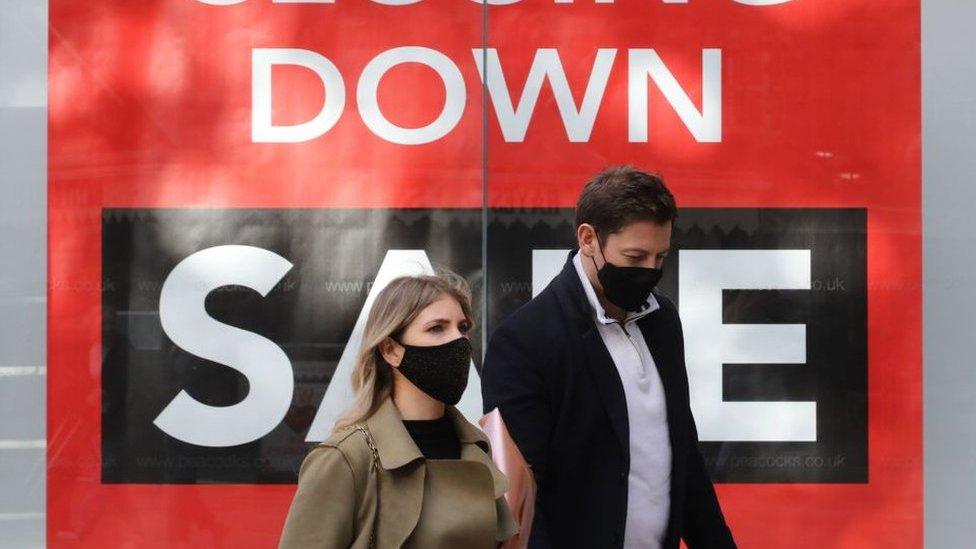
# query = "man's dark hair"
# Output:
<box><xmin>575</xmin><ymin>165</ymin><xmax>677</xmax><ymax>241</ymax></box>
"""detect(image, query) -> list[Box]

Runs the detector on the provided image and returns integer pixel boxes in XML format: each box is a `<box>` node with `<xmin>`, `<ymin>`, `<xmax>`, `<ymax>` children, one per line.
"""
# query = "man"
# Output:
<box><xmin>482</xmin><ymin>165</ymin><xmax>736</xmax><ymax>548</ymax></box>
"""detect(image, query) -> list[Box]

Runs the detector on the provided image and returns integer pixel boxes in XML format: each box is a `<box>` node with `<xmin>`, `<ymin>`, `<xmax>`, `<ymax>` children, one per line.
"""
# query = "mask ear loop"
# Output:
<box><xmin>589</xmin><ymin>227</ymin><xmax>608</xmax><ymax>273</ymax></box>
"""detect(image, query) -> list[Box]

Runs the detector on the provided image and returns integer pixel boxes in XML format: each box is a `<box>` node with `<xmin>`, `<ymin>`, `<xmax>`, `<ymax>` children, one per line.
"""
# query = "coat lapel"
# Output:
<box><xmin>580</xmin><ymin>324</ymin><xmax>632</xmax><ymax>459</ymax></box>
<box><xmin>448</xmin><ymin>407</ymin><xmax>520</xmax><ymax>541</ymax></box>
<box><xmin>446</xmin><ymin>405</ymin><xmax>511</xmax><ymax>499</ymax></box>
<box><xmin>456</xmin><ymin>445</ymin><xmax>521</xmax><ymax>542</ymax></box>
<box><xmin>365</xmin><ymin>395</ymin><xmax>515</xmax><ymax>547</ymax></box>
<box><xmin>365</xmin><ymin>396</ymin><xmax>426</xmax><ymax>548</ymax></box>
<box><xmin>551</xmin><ymin>249</ymin><xmax>632</xmax><ymax>458</ymax></box>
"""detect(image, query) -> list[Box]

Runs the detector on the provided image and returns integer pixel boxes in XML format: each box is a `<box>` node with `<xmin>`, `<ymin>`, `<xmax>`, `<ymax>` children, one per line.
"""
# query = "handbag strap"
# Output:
<box><xmin>353</xmin><ymin>424</ymin><xmax>380</xmax><ymax>549</ymax></box>
<box><xmin>354</xmin><ymin>424</ymin><xmax>380</xmax><ymax>471</ymax></box>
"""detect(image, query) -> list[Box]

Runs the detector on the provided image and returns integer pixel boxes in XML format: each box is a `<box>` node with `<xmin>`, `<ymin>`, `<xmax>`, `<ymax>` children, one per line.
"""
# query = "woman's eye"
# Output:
<box><xmin>429</xmin><ymin>325</ymin><xmax>443</xmax><ymax>333</ymax></box>
<box><xmin>459</xmin><ymin>323</ymin><xmax>471</xmax><ymax>333</ymax></box>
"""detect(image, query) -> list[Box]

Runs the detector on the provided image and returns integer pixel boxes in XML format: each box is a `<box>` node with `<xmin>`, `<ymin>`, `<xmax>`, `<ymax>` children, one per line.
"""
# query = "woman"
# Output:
<box><xmin>278</xmin><ymin>271</ymin><xmax>520</xmax><ymax>548</ymax></box>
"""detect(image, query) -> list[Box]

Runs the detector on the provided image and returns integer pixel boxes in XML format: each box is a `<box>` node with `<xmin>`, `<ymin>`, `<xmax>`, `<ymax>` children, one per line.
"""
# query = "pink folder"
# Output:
<box><xmin>479</xmin><ymin>407</ymin><xmax>537</xmax><ymax>549</ymax></box>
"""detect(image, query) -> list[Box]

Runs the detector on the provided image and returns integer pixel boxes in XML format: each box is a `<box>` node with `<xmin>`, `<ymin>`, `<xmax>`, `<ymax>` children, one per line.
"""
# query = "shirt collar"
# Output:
<box><xmin>572</xmin><ymin>249</ymin><xmax>660</xmax><ymax>325</ymax></box>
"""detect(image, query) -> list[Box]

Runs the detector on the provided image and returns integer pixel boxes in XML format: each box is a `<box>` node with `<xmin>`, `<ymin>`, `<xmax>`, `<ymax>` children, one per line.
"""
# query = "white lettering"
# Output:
<box><xmin>155</xmin><ymin>245</ymin><xmax>295</xmax><ymax>447</ymax></box>
<box><xmin>357</xmin><ymin>47</ymin><xmax>466</xmax><ymax>145</ymax></box>
<box><xmin>252</xmin><ymin>48</ymin><xmax>346</xmax><ymax>143</ymax></box>
<box><xmin>628</xmin><ymin>48</ymin><xmax>722</xmax><ymax>142</ymax></box>
<box><xmin>679</xmin><ymin>249</ymin><xmax>814</xmax><ymax>442</ymax></box>
<box><xmin>473</xmin><ymin>48</ymin><xmax>616</xmax><ymax>142</ymax></box>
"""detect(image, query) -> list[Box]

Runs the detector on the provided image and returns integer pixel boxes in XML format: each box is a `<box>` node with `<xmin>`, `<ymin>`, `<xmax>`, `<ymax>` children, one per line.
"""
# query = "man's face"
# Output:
<box><xmin>582</xmin><ymin>219</ymin><xmax>672</xmax><ymax>271</ymax></box>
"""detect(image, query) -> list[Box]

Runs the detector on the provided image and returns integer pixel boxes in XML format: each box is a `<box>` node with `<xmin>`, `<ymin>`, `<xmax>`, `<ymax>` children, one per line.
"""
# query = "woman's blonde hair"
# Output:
<box><xmin>331</xmin><ymin>269</ymin><xmax>475</xmax><ymax>434</ymax></box>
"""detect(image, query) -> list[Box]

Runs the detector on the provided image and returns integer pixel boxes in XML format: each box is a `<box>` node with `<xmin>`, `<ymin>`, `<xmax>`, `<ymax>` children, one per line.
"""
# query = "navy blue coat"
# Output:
<box><xmin>482</xmin><ymin>249</ymin><xmax>736</xmax><ymax>549</ymax></box>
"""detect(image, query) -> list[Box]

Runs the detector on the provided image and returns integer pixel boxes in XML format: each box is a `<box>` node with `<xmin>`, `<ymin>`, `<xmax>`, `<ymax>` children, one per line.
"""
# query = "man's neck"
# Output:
<box><xmin>600</xmin><ymin>297</ymin><xmax>628</xmax><ymax>324</ymax></box>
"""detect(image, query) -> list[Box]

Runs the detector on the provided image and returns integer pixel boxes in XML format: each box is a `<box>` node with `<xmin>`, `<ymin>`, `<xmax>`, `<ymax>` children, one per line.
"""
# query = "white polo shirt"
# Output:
<box><xmin>573</xmin><ymin>250</ymin><xmax>672</xmax><ymax>548</ymax></box>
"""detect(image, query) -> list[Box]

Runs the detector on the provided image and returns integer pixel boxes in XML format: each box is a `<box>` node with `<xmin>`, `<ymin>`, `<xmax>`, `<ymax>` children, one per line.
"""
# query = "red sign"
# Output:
<box><xmin>49</xmin><ymin>0</ymin><xmax>920</xmax><ymax>546</ymax></box>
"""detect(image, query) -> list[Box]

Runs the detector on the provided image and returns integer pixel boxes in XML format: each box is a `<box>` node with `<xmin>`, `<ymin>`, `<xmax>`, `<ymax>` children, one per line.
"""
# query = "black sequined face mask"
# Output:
<box><xmin>390</xmin><ymin>336</ymin><xmax>472</xmax><ymax>405</ymax></box>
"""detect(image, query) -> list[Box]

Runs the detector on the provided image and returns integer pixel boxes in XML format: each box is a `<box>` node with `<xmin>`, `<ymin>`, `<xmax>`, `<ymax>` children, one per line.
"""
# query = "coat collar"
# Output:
<box><xmin>550</xmin><ymin>248</ymin><xmax>677</xmax><ymax>463</ymax></box>
<box><xmin>364</xmin><ymin>394</ymin><xmax>509</xmax><ymax>498</ymax></box>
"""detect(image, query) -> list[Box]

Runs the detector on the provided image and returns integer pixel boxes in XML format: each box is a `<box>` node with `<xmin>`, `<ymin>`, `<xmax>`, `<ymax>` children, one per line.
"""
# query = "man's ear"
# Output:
<box><xmin>379</xmin><ymin>337</ymin><xmax>404</xmax><ymax>368</ymax></box>
<box><xmin>576</xmin><ymin>223</ymin><xmax>598</xmax><ymax>257</ymax></box>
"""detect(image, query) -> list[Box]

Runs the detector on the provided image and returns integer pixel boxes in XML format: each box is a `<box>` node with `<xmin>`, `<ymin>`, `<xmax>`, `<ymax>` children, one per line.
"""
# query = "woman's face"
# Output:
<box><xmin>382</xmin><ymin>293</ymin><xmax>471</xmax><ymax>367</ymax></box>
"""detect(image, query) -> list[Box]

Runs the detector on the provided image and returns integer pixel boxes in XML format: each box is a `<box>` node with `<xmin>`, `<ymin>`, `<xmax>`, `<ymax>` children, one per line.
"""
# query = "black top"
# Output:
<box><xmin>402</xmin><ymin>414</ymin><xmax>461</xmax><ymax>459</ymax></box>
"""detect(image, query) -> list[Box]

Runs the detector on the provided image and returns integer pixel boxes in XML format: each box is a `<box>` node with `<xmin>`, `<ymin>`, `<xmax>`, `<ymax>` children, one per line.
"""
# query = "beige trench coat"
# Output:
<box><xmin>278</xmin><ymin>395</ymin><xmax>520</xmax><ymax>548</ymax></box>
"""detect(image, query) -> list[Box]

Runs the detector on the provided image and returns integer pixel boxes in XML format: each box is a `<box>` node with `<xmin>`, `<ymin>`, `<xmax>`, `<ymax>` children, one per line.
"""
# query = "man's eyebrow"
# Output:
<box><xmin>621</xmin><ymin>247</ymin><xmax>670</xmax><ymax>254</ymax></box>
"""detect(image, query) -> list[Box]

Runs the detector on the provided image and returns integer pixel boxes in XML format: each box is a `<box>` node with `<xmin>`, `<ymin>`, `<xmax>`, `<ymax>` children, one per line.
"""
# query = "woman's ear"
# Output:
<box><xmin>379</xmin><ymin>337</ymin><xmax>404</xmax><ymax>368</ymax></box>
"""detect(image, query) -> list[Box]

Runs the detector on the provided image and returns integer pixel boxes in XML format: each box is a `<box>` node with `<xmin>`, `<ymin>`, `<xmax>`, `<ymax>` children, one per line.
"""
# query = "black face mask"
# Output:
<box><xmin>390</xmin><ymin>336</ymin><xmax>472</xmax><ymax>405</ymax></box>
<box><xmin>591</xmin><ymin>233</ymin><xmax>663</xmax><ymax>312</ymax></box>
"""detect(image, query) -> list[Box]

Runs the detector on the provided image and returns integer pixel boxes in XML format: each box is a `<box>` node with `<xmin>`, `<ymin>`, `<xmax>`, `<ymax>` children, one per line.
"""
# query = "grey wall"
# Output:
<box><xmin>0</xmin><ymin>0</ymin><xmax>973</xmax><ymax>547</ymax></box>
<box><xmin>922</xmin><ymin>1</ymin><xmax>976</xmax><ymax>547</ymax></box>
<box><xmin>0</xmin><ymin>1</ymin><xmax>47</xmax><ymax>547</ymax></box>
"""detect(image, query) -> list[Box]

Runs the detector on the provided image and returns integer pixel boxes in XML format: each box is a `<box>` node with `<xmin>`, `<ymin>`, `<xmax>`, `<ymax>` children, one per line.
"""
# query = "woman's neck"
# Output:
<box><xmin>391</xmin><ymin>380</ymin><xmax>446</xmax><ymax>420</ymax></box>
